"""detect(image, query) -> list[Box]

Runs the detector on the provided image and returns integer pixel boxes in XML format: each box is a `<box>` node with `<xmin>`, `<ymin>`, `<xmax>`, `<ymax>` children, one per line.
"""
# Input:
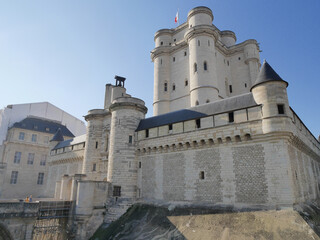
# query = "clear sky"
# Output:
<box><xmin>0</xmin><ymin>1</ymin><xmax>319</xmax><ymax>138</ymax></box>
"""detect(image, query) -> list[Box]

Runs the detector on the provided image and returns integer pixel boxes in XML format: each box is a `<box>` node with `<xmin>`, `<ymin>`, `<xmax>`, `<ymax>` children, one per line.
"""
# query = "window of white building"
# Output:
<box><xmin>28</xmin><ymin>153</ymin><xmax>34</xmax><ymax>165</ymax></box>
<box><xmin>40</xmin><ymin>154</ymin><xmax>47</xmax><ymax>166</ymax></box>
<box><xmin>10</xmin><ymin>171</ymin><xmax>18</xmax><ymax>184</ymax></box>
<box><xmin>14</xmin><ymin>152</ymin><xmax>21</xmax><ymax>164</ymax></box>
<box><xmin>31</xmin><ymin>134</ymin><xmax>37</xmax><ymax>142</ymax></box>
<box><xmin>19</xmin><ymin>132</ymin><xmax>25</xmax><ymax>140</ymax></box>
<box><xmin>37</xmin><ymin>173</ymin><xmax>44</xmax><ymax>185</ymax></box>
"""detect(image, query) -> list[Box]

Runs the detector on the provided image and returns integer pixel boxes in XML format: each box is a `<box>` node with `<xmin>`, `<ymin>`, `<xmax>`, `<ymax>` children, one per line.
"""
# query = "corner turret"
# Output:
<box><xmin>251</xmin><ymin>60</ymin><xmax>292</xmax><ymax>133</ymax></box>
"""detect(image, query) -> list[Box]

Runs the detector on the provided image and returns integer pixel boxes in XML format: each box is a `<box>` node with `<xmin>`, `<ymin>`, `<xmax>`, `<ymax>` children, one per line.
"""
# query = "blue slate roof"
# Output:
<box><xmin>251</xmin><ymin>60</ymin><xmax>288</xmax><ymax>90</ymax></box>
<box><xmin>52</xmin><ymin>134</ymin><xmax>86</xmax><ymax>150</ymax></box>
<box><xmin>136</xmin><ymin>92</ymin><xmax>258</xmax><ymax>131</ymax></box>
<box><xmin>50</xmin><ymin>128</ymin><xmax>64</xmax><ymax>142</ymax></box>
<box><xmin>136</xmin><ymin>109</ymin><xmax>207</xmax><ymax>131</ymax></box>
<box><xmin>11</xmin><ymin>117</ymin><xmax>74</xmax><ymax>137</ymax></box>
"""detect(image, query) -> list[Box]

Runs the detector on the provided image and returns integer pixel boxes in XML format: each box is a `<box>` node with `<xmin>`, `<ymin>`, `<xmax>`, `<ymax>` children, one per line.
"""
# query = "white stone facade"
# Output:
<box><xmin>152</xmin><ymin>7</ymin><xmax>260</xmax><ymax>116</ymax></box>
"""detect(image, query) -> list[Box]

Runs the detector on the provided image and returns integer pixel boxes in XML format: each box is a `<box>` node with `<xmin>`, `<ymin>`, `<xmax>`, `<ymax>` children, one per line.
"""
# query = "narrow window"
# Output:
<box><xmin>204</xmin><ymin>61</ymin><xmax>207</xmax><ymax>71</ymax></box>
<box><xmin>227</xmin><ymin>61</ymin><xmax>229</xmax><ymax>66</ymax></box>
<box><xmin>200</xmin><ymin>171</ymin><xmax>205</xmax><ymax>180</ymax></box>
<box><xmin>31</xmin><ymin>134</ymin><xmax>37</xmax><ymax>142</ymax></box>
<box><xmin>40</xmin><ymin>154</ymin><xmax>47</xmax><ymax>166</ymax></box>
<box><xmin>194</xmin><ymin>63</ymin><xmax>197</xmax><ymax>73</ymax></box>
<box><xmin>278</xmin><ymin>104</ymin><xmax>285</xmax><ymax>114</ymax></box>
<box><xmin>10</xmin><ymin>171</ymin><xmax>18</xmax><ymax>184</ymax></box>
<box><xmin>174</xmin><ymin>38</ymin><xmax>176</xmax><ymax>42</ymax></box>
<box><xmin>208</xmin><ymin>40</ymin><xmax>210</xmax><ymax>46</ymax></box>
<box><xmin>19</xmin><ymin>132</ymin><xmax>25</xmax><ymax>140</ymax></box>
<box><xmin>160</xmin><ymin>59</ymin><xmax>162</xmax><ymax>65</ymax></box>
<box><xmin>95</xmin><ymin>141</ymin><xmax>98</xmax><ymax>149</ymax></box>
<box><xmin>27</xmin><ymin>153</ymin><xmax>34</xmax><ymax>165</ymax></box>
<box><xmin>196</xmin><ymin>119</ymin><xmax>201</xmax><ymax>129</ymax></box>
<box><xmin>169</xmin><ymin>43</ymin><xmax>171</xmax><ymax>45</ymax></box>
<box><xmin>195</xmin><ymin>100</ymin><xmax>199</xmax><ymax>106</ymax></box>
<box><xmin>164</xmin><ymin>82</ymin><xmax>167</xmax><ymax>92</ymax></box>
<box><xmin>145</xmin><ymin>129</ymin><xmax>149</xmax><ymax>138</ymax></box>
<box><xmin>139</xmin><ymin>162</ymin><xmax>141</xmax><ymax>168</ymax></box>
<box><xmin>173</xmin><ymin>57</ymin><xmax>175</xmax><ymax>62</ymax></box>
<box><xmin>92</xmin><ymin>163</ymin><xmax>96</xmax><ymax>172</ymax></box>
<box><xmin>37</xmin><ymin>173</ymin><xmax>44</xmax><ymax>185</ymax></box>
<box><xmin>229</xmin><ymin>85</ymin><xmax>233</xmax><ymax>93</ymax></box>
<box><xmin>129</xmin><ymin>135</ymin><xmax>133</xmax><ymax>144</ymax></box>
<box><xmin>160</xmin><ymin>41</ymin><xmax>163</xmax><ymax>46</ymax></box>
<box><xmin>198</xmin><ymin>40</ymin><xmax>200</xmax><ymax>46</ymax></box>
<box><xmin>185</xmin><ymin>80</ymin><xmax>188</xmax><ymax>86</ymax></box>
<box><xmin>184</xmin><ymin>51</ymin><xmax>187</xmax><ymax>56</ymax></box>
<box><xmin>245</xmin><ymin>83</ymin><xmax>247</xmax><ymax>88</ymax></box>
<box><xmin>228</xmin><ymin>112</ymin><xmax>234</xmax><ymax>123</ymax></box>
<box><xmin>14</xmin><ymin>151</ymin><xmax>21</xmax><ymax>164</ymax></box>
<box><xmin>238</xmin><ymin>57</ymin><xmax>241</xmax><ymax>60</ymax></box>
<box><xmin>113</xmin><ymin>186</ymin><xmax>121</xmax><ymax>197</ymax></box>
<box><xmin>172</xmin><ymin>84</ymin><xmax>176</xmax><ymax>91</ymax></box>
<box><xmin>169</xmin><ymin>124</ymin><xmax>173</xmax><ymax>132</ymax></box>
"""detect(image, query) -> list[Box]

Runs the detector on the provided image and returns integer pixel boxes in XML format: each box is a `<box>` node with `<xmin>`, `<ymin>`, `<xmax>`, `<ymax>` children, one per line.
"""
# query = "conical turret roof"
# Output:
<box><xmin>50</xmin><ymin>128</ymin><xmax>64</xmax><ymax>142</ymax></box>
<box><xmin>251</xmin><ymin>60</ymin><xmax>288</xmax><ymax>91</ymax></box>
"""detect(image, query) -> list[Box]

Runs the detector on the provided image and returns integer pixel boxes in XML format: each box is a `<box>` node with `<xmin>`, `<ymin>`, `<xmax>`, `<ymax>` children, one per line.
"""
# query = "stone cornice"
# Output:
<box><xmin>184</xmin><ymin>25</ymin><xmax>218</xmax><ymax>43</ymax></box>
<box><xmin>154</xmin><ymin>22</ymin><xmax>188</xmax><ymax>41</ymax></box>
<box><xmin>109</xmin><ymin>102</ymin><xmax>147</xmax><ymax>114</ymax></box>
<box><xmin>84</xmin><ymin>109</ymin><xmax>110</xmax><ymax>121</ymax></box>
<box><xmin>49</xmin><ymin>156</ymin><xmax>83</xmax><ymax>165</ymax></box>
<box><xmin>151</xmin><ymin>36</ymin><xmax>259</xmax><ymax>61</ymax></box>
<box><xmin>187</xmin><ymin>6</ymin><xmax>213</xmax><ymax>22</ymax></box>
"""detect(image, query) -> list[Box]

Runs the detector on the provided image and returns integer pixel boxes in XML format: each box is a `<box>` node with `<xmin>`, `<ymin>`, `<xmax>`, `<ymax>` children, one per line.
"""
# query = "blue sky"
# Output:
<box><xmin>0</xmin><ymin>1</ymin><xmax>319</xmax><ymax>137</ymax></box>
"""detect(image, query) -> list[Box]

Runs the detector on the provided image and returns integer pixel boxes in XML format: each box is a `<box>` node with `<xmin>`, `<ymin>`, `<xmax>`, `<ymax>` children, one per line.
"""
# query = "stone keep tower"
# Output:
<box><xmin>152</xmin><ymin>6</ymin><xmax>261</xmax><ymax>116</ymax></box>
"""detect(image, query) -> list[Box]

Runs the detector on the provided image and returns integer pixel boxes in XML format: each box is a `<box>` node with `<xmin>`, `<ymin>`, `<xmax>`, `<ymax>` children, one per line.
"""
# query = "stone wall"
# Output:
<box><xmin>136</xmin><ymin>113</ymin><xmax>317</xmax><ymax>207</ymax></box>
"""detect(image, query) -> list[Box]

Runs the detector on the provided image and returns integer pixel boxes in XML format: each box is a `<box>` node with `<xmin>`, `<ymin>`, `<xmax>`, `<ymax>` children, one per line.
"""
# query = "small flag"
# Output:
<box><xmin>175</xmin><ymin>11</ymin><xmax>179</xmax><ymax>23</ymax></box>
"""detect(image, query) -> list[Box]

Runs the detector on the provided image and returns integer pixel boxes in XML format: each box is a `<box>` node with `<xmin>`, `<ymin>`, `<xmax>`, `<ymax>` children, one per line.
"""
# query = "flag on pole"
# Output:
<box><xmin>175</xmin><ymin>10</ymin><xmax>179</xmax><ymax>24</ymax></box>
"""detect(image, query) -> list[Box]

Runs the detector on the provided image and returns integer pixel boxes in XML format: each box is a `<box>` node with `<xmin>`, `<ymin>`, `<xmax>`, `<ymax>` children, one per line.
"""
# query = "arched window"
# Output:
<box><xmin>204</xmin><ymin>61</ymin><xmax>207</xmax><ymax>71</ymax></box>
<box><xmin>194</xmin><ymin>63</ymin><xmax>197</xmax><ymax>73</ymax></box>
<box><xmin>164</xmin><ymin>82</ymin><xmax>167</xmax><ymax>92</ymax></box>
<box><xmin>172</xmin><ymin>84</ymin><xmax>176</xmax><ymax>91</ymax></box>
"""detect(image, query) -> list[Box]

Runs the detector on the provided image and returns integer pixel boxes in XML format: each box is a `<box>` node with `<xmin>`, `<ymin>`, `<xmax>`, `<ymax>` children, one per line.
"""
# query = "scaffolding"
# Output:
<box><xmin>38</xmin><ymin>201</ymin><xmax>73</xmax><ymax>219</ymax></box>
